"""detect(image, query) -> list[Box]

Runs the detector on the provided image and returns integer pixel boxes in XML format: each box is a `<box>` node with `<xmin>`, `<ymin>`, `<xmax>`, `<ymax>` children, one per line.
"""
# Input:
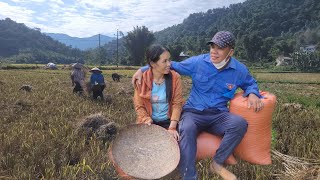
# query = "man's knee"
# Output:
<box><xmin>229</xmin><ymin>114</ymin><xmax>248</xmax><ymax>134</ymax></box>
<box><xmin>180</xmin><ymin>115</ymin><xmax>197</xmax><ymax>133</ymax></box>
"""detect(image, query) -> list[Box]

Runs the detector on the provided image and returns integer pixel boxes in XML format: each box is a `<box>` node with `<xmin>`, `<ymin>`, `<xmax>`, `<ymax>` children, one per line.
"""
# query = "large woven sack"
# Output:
<box><xmin>196</xmin><ymin>132</ymin><xmax>237</xmax><ymax>165</ymax></box>
<box><xmin>109</xmin><ymin>124</ymin><xmax>180</xmax><ymax>179</ymax></box>
<box><xmin>230</xmin><ymin>91</ymin><xmax>276</xmax><ymax>165</ymax></box>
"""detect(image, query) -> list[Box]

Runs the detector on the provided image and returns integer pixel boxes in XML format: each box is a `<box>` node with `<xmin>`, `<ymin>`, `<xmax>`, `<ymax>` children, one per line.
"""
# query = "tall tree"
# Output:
<box><xmin>123</xmin><ymin>26</ymin><xmax>155</xmax><ymax>65</ymax></box>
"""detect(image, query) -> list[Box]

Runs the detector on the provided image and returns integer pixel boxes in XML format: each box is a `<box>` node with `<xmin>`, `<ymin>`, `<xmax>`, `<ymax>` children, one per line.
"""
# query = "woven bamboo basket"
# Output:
<box><xmin>110</xmin><ymin>124</ymin><xmax>180</xmax><ymax>179</ymax></box>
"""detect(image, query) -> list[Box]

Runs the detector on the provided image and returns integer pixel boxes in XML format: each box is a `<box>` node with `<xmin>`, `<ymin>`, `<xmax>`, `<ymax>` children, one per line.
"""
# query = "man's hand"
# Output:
<box><xmin>131</xmin><ymin>69</ymin><xmax>143</xmax><ymax>86</ymax></box>
<box><xmin>247</xmin><ymin>93</ymin><xmax>264</xmax><ymax>112</ymax></box>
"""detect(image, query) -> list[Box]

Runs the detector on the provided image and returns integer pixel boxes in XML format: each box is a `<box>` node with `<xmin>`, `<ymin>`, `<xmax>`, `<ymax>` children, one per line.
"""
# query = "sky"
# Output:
<box><xmin>0</xmin><ymin>0</ymin><xmax>246</xmax><ymax>38</ymax></box>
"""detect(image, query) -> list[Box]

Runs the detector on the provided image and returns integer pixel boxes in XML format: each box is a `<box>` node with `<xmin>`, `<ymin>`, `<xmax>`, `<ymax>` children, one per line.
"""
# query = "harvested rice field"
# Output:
<box><xmin>0</xmin><ymin>68</ymin><xmax>319</xmax><ymax>179</ymax></box>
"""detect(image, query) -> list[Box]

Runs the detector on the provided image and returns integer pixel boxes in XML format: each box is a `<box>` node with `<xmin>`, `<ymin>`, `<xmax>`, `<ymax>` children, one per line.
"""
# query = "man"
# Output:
<box><xmin>132</xmin><ymin>31</ymin><xmax>264</xmax><ymax>180</ymax></box>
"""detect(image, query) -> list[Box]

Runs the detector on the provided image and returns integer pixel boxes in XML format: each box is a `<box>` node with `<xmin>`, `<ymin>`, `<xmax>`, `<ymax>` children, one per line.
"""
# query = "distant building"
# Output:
<box><xmin>45</xmin><ymin>62</ymin><xmax>57</xmax><ymax>70</ymax></box>
<box><xmin>299</xmin><ymin>45</ymin><xmax>317</xmax><ymax>54</ymax></box>
<box><xmin>179</xmin><ymin>51</ymin><xmax>189</xmax><ymax>58</ymax></box>
<box><xmin>178</xmin><ymin>51</ymin><xmax>190</xmax><ymax>61</ymax></box>
<box><xmin>276</xmin><ymin>55</ymin><xmax>293</xmax><ymax>66</ymax></box>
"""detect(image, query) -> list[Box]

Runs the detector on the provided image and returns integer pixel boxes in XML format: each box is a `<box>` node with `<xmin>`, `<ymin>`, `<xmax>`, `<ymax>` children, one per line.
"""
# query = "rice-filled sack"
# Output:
<box><xmin>196</xmin><ymin>132</ymin><xmax>237</xmax><ymax>165</ymax></box>
<box><xmin>230</xmin><ymin>91</ymin><xmax>276</xmax><ymax>165</ymax></box>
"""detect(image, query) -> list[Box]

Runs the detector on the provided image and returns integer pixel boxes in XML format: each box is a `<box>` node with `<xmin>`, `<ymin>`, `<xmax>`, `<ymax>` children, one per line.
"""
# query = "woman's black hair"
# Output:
<box><xmin>164</xmin><ymin>72</ymin><xmax>172</xmax><ymax>103</ymax></box>
<box><xmin>146</xmin><ymin>44</ymin><xmax>172</xmax><ymax>103</ymax></box>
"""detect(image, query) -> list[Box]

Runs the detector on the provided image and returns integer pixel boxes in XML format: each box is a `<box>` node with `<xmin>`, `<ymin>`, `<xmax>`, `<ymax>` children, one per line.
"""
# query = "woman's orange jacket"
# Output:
<box><xmin>133</xmin><ymin>69</ymin><xmax>184</xmax><ymax>124</ymax></box>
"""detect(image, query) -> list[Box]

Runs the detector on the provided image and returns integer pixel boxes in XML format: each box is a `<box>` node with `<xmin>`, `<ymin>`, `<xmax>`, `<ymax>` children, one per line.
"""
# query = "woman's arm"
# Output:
<box><xmin>133</xmin><ymin>85</ymin><xmax>152</xmax><ymax>125</ymax></box>
<box><xmin>170</xmin><ymin>72</ymin><xmax>184</xmax><ymax>123</ymax></box>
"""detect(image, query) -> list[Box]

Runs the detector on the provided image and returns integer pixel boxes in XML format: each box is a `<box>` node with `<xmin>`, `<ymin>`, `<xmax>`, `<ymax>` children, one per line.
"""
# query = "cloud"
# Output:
<box><xmin>49</xmin><ymin>0</ymin><xmax>64</xmax><ymax>5</ymax></box>
<box><xmin>0</xmin><ymin>0</ymin><xmax>246</xmax><ymax>37</ymax></box>
<box><xmin>10</xmin><ymin>0</ymin><xmax>46</xmax><ymax>2</ymax></box>
<box><xmin>0</xmin><ymin>2</ymin><xmax>34</xmax><ymax>23</ymax></box>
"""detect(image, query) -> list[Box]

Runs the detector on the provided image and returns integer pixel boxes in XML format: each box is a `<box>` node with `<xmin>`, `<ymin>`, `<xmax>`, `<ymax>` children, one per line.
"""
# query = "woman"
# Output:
<box><xmin>89</xmin><ymin>67</ymin><xmax>105</xmax><ymax>100</ymax></box>
<box><xmin>133</xmin><ymin>44</ymin><xmax>184</xmax><ymax>140</ymax></box>
<box><xmin>71</xmin><ymin>63</ymin><xmax>86</xmax><ymax>95</ymax></box>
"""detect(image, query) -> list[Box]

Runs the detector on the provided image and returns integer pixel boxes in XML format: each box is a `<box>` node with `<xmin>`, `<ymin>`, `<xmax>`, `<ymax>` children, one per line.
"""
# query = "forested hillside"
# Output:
<box><xmin>154</xmin><ymin>0</ymin><xmax>320</xmax><ymax>63</ymax></box>
<box><xmin>0</xmin><ymin>18</ymin><xmax>83</xmax><ymax>64</ymax></box>
<box><xmin>45</xmin><ymin>33</ymin><xmax>114</xmax><ymax>50</ymax></box>
<box><xmin>1</xmin><ymin>0</ymin><xmax>319</xmax><ymax>67</ymax></box>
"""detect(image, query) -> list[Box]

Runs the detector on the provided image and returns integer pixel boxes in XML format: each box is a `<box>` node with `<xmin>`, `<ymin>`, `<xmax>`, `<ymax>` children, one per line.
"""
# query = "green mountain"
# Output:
<box><xmin>1</xmin><ymin>0</ymin><xmax>319</xmax><ymax>65</ymax></box>
<box><xmin>0</xmin><ymin>18</ymin><xmax>83</xmax><ymax>64</ymax></box>
<box><xmin>103</xmin><ymin>0</ymin><xmax>319</xmax><ymax>65</ymax></box>
<box><xmin>45</xmin><ymin>33</ymin><xmax>115</xmax><ymax>50</ymax></box>
<box><xmin>153</xmin><ymin>0</ymin><xmax>320</xmax><ymax>62</ymax></box>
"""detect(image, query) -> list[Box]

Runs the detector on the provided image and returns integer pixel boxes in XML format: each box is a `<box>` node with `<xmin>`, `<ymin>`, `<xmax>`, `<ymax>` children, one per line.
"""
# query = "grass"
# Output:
<box><xmin>256</xmin><ymin>72</ymin><xmax>320</xmax><ymax>84</ymax></box>
<box><xmin>0</xmin><ymin>69</ymin><xmax>319</xmax><ymax>179</ymax></box>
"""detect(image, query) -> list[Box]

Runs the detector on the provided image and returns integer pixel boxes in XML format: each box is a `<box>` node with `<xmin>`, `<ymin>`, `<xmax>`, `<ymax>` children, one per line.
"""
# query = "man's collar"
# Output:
<box><xmin>204</xmin><ymin>54</ymin><xmax>237</xmax><ymax>70</ymax></box>
<box><xmin>227</xmin><ymin>57</ymin><xmax>237</xmax><ymax>69</ymax></box>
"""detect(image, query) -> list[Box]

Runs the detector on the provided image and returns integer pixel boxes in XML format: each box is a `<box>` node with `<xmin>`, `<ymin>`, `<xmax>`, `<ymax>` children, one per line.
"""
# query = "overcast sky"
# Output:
<box><xmin>0</xmin><ymin>0</ymin><xmax>246</xmax><ymax>38</ymax></box>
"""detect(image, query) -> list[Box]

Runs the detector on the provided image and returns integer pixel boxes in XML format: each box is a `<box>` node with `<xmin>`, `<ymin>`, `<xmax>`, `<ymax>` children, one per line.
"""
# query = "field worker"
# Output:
<box><xmin>71</xmin><ymin>63</ymin><xmax>85</xmax><ymax>95</ymax></box>
<box><xmin>133</xmin><ymin>44</ymin><xmax>184</xmax><ymax>141</ymax></box>
<box><xmin>89</xmin><ymin>67</ymin><xmax>105</xmax><ymax>100</ymax></box>
<box><xmin>131</xmin><ymin>31</ymin><xmax>264</xmax><ymax>180</ymax></box>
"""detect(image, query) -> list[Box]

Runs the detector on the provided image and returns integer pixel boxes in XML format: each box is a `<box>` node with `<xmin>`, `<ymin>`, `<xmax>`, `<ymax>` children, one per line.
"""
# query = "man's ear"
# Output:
<box><xmin>229</xmin><ymin>49</ymin><xmax>235</xmax><ymax>56</ymax></box>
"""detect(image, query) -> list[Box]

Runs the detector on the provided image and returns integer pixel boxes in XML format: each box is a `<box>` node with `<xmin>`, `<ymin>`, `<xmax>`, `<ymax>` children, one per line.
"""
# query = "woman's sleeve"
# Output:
<box><xmin>101</xmin><ymin>74</ymin><xmax>105</xmax><ymax>84</ymax></box>
<box><xmin>133</xmin><ymin>85</ymin><xmax>152</xmax><ymax>124</ymax></box>
<box><xmin>90</xmin><ymin>75</ymin><xmax>94</xmax><ymax>84</ymax></box>
<box><xmin>170</xmin><ymin>73</ymin><xmax>184</xmax><ymax>121</ymax></box>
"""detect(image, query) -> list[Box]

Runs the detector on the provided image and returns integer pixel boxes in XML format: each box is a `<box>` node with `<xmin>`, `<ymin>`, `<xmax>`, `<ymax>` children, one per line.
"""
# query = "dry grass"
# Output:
<box><xmin>0</xmin><ymin>69</ymin><xmax>319</xmax><ymax>179</ymax></box>
<box><xmin>256</xmin><ymin>72</ymin><xmax>320</xmax><ymax>84</ymax></box>
<box><xmin>272</xmin><ymin>150</ymin><xmax>320</xmax><ymax>180</ymax></box>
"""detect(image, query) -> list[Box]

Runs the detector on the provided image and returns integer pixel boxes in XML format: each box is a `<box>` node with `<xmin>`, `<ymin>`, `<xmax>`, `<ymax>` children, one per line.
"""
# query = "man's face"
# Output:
<box><xmin>209</xmin><ymin>44</ymin><xmax>234</xmax><ymax>64</ymax></box>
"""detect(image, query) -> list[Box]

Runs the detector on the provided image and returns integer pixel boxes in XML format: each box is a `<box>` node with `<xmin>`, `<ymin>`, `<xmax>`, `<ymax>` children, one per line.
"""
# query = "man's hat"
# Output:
<box><xmin>207</xmin><ymin>31</ymin><xmax>235</xmax><ymax>49</ymax></box>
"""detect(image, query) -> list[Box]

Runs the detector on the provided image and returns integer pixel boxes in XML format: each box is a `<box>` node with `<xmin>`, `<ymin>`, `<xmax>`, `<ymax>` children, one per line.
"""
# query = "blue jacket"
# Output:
<box><xmin>90</xmin><ymin>73</ymin><xmax>105</xmax><ymax>85</ymax></box>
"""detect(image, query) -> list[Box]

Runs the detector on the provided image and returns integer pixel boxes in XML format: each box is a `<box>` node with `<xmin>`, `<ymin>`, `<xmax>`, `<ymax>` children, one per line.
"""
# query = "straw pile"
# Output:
<box><xmin>19</xmin><ymin>85</ymin><xmax>32</xmax><ymax>92</ymax></box>
<box><xmin>272</xmin><ymin>150</ymin><xmax>320</xmax><ymax>180</ymax></box>
<box><xmin>76</xmin><ymin>113</ymin><xmax>118</xmax><ymax>142</ymax></box>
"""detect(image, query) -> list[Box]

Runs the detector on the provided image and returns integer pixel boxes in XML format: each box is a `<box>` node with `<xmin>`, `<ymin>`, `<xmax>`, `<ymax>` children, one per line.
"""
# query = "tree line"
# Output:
<box><xmin>100</xmin><ymin>0</ymin><xmax>319</xmax><ymax>71</ymax></box>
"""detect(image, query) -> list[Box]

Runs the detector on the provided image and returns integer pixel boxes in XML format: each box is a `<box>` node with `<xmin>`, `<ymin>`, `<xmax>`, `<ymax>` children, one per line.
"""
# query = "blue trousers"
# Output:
<box><xmin>178</xmin><ymin>108</ymin><xmax>248</xmax><ymax>180</ymax></box>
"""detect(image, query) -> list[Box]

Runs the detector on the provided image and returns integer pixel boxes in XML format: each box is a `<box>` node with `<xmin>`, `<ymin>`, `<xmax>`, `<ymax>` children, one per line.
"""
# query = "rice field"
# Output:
<box><xmin>0</xmin><ymin>68</ymin><xmax>319</xmax><ymax>179</ymax></box>
<box><xmin>256</xmin><ymin>73</ymin><xmax>320</xmax><ymax>84</ymax></box>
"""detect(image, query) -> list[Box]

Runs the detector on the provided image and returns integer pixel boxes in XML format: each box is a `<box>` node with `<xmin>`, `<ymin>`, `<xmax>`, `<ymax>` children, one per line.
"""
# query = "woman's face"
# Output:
<box><xmin>151</xmin><ymin>51</ymin><xmax>171</xmax><ymax>75</ymax></box>
<box><xmin>209</xmin><ymin>44</ymin><xmax>234</xmax><ymax>64</ymax></box>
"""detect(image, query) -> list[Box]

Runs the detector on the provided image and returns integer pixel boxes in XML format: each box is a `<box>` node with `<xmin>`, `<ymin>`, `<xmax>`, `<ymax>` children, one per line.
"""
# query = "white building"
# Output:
<box><xmin>276</xmin><ymin>55</ymin><xmax>293</xmax><ymax>66</ymax></box>
<box><xmin>299</xmin><ymin>45</ymin><xmax>317</xmax><ymax>53</ymax></box>
<box><xmin>179</xmin><ymin>51</ymin><xmax>189</xmax><ymax>57</ymax></box>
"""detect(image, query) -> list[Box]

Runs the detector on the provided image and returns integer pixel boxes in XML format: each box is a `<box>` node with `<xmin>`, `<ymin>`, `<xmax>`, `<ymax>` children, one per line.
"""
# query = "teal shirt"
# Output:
<box><xmin>151</xmin><ymin>81</ymin><xmax>169</xmax><ymax>121</ymax></box>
